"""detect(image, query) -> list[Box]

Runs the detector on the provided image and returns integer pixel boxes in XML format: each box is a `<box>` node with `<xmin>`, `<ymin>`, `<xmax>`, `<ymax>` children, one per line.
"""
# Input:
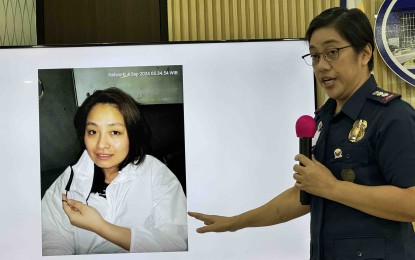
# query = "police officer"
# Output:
<box><xmin>188</xmin><ymin>7</ymin><xmax>415</xmax><ymax>259</ymax></box>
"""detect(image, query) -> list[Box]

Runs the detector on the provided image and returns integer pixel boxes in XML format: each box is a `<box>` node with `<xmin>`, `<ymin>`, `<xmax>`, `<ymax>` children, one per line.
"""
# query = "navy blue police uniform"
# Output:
<box><xmin>310</xmin><ymin>75</ymin><xmax>415</xmax><ymax>259</ymax></box>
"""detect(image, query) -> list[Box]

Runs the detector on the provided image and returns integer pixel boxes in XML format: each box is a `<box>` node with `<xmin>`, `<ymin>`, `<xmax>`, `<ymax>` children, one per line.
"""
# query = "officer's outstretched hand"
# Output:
<box><xmin>293</xmin><ymin>154</ymin><xmax>338</xmax><ymax>198</ymax></box>
<box><xmin>188</xmin><ymin>212</ymin><xmax>238</xmax><ymax>233</ymax></box>
<box><xmin>62</xmin><ymin>194</ymin><xmax>105</xmax><ymax>234</ymax></box>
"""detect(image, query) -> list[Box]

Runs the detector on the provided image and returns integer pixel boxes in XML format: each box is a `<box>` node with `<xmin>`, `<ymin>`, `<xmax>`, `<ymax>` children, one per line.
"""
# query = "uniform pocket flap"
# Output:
<box><xmin>329</xmin><ymin>144</ymin><xmax>368</xmax><ymax>164</ymax></box>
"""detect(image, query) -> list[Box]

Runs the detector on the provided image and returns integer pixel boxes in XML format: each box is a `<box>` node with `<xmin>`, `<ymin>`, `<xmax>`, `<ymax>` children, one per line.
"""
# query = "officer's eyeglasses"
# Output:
<box><xmin>301</xmin><ymin>45</ymin><xmax>352</xmax><ymax>66</ymax></box>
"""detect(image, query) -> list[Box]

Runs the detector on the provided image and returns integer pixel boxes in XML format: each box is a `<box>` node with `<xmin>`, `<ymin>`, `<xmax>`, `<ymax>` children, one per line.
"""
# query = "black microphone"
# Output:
<box><xmin>295</xmin><ymin>115</ymin><xmax>317</xmax><ymax>205</ymax></box>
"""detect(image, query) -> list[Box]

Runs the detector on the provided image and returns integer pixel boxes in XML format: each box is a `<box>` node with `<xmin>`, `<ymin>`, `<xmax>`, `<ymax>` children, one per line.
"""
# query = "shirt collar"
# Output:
<box><xmin>341</xmin><ymin>75</ymin><xmax>377</xmax><ymax>121</ymax></box>
<box><xmin>72</xmin><ymin>150</ymin><xmax>137</xmax><ymax>182</ymax></box>
<box><xmin>315</xmin><ymin>75</ymin><xmax>377</xmax><ymax>121</ymax></box>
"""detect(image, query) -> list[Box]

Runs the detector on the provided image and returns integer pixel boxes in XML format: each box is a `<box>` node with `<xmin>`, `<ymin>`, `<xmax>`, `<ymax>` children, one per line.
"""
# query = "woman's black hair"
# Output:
<box><xmin>305</xmin><ymin>7</ymin><xmax>374</xmax><ymax>72</ymax></box>
<box><xmin>74</xmin><ymin>87</ymin><xmax>146</xmax><ymax>169</ymax></box>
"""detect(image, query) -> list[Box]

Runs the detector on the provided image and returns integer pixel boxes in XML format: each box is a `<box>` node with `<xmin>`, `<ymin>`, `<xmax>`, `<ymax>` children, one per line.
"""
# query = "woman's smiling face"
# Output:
<box><xmin>84</xmin><ymin>103</ymin><xmax>130</xmax><ymax>175</ymax></box>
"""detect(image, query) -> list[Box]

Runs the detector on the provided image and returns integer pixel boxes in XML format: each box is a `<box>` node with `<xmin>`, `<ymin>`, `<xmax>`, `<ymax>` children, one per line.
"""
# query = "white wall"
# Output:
<box><xmin>0</xmin><ymin>40</ymin><xmax>314</xmax><ymax>259</ymax></box>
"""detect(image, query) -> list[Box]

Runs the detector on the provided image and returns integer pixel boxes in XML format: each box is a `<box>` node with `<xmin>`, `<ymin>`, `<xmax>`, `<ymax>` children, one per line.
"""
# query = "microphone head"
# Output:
<box><xmin>296</xmin><ymin>115</ymin><xmax>316</xmax><ymax>138</ymax></box>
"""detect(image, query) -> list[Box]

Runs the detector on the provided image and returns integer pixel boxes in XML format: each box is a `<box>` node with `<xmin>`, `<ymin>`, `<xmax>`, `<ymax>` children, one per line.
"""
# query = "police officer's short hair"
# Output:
<box><xmin>305</xmin><ymin>7</ymin><xmax>374</xmax><ymax>72</ymax></box>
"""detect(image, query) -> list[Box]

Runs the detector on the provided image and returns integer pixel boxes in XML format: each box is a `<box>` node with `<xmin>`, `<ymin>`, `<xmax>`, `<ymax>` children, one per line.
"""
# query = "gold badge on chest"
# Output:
<box><xmin>348</xmin><ymin>119</ymin><xmax>367</xmax><ymax>143</ymax></box>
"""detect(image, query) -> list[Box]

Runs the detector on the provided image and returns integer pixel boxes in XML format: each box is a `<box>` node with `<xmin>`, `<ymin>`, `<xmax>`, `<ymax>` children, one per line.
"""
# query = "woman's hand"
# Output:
<box><xmin>188</xmin><ymin>212</ymin><xmax>239</xmax><ymax>233</ymax></box>
<box><xmin>62</xmin><ymin>194</ymin><xmax>106</xmax><ymax>234</ymax></box>
<box><xmin>293</xmin><ymin>154</ymin><xmax>338</xmax><ymax>198</ymax></box>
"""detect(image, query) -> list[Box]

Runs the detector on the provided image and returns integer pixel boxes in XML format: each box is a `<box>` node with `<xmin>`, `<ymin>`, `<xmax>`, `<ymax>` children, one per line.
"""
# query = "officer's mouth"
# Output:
<box><xmin>321</xmin><ymin>77</ymin><xmax>336</xmax><ymax>88</ymax></box>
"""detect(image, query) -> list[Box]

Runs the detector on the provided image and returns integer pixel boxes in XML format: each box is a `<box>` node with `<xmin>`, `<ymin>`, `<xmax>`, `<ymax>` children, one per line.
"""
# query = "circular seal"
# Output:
<box><xmin>375</xmin><ymin>0</ymin><xmax>415</xmax><ymax>87</ymax></box>
<box><xmin>334</xmin><ymin>148</ymin><xmax>343</xmax><ymax>159</ymax></box>
<box><xmin>341</xmin><ymin>169</ymin><xmax>356</xmax><ymax>182</ymax></box>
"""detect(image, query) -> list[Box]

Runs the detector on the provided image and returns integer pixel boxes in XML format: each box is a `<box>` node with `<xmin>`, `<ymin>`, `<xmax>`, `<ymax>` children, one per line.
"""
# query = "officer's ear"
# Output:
<box><xmin>360</xmin><ymin>43</ymin><xmax>372</xmax><ymax>67</ymax></box>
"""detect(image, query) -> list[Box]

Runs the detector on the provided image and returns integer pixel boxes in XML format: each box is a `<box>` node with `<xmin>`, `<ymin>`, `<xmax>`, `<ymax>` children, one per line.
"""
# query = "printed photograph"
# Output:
<box><xmin>39</xmin><ymin>65</ymin><xmax>188</xmax><ymax>255</ymax></box>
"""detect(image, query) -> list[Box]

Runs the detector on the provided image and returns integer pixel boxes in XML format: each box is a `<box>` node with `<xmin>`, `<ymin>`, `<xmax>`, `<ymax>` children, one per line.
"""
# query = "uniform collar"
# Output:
<box><xmin>315</xmin><ymin>98</ymin><xmax>336</xmax><ymax>118</ymax></box>
<box><xmin>341</xmin><ymin>75</ymin><xmax>377</xmax><ymax>121</ymax></box>
<box><xmin>315</xmin><ymin>75</ymin><xmax>377</xmax><ymax>121</ymax></box>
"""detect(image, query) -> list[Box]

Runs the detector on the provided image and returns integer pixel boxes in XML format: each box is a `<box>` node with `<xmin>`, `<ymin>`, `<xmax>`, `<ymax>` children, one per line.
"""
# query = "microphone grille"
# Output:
<box><xmin>295</xmin><ymin>115</ymin><xmax>316</xmax><ymax>138</ymax></box>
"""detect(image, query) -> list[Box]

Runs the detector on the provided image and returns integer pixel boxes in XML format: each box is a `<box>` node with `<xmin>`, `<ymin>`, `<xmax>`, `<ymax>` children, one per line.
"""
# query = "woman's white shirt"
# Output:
<box><xmin>41</xmin><ymin>151</ymin><xmax>188</xmax><ymax>255</ymax></box>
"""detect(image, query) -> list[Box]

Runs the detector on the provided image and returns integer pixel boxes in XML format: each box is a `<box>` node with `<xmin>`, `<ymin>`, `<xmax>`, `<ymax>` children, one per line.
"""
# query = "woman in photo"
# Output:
<box><xmin>42</xmin><ymin>87</ymin><xmax>188</xmax><ymax>255</ymax></box>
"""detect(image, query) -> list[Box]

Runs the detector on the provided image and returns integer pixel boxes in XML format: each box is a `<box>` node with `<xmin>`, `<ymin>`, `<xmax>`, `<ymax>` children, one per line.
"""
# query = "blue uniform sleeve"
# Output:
<box><xmin>376</xmin><ymin>101</ymin><xmax>415</xmax><ymax>188</ymax></box>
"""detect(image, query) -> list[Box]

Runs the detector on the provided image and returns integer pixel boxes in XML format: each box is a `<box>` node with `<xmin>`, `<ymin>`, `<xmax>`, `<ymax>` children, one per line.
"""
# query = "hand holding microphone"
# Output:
<box><xmin>295</xmin><ymin>115</ymin><xmax>316</xmax><ymax>205</ymax></box>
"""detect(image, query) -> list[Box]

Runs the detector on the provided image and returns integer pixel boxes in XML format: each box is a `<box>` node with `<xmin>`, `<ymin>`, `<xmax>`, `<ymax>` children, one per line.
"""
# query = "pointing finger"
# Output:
<box><xmin>188</xmin><ymin>212</ymin><xmax>211</xmax><ymax>221</ymax></box>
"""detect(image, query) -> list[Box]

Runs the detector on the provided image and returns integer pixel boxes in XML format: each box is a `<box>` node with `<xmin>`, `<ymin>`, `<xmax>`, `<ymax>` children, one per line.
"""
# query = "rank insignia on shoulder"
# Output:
<box><xmin>370</xmin><ymin>89</ymin><xmax>401</xmax><ymax>104</ymax></box>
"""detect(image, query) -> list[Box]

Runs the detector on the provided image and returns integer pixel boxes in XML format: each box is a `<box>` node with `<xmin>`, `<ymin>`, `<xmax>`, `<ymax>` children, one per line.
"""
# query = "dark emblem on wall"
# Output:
<box><xmin>375</xmin><ymin>0</ymin><xmax>415</xmax><ymax>87</ymax></box>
